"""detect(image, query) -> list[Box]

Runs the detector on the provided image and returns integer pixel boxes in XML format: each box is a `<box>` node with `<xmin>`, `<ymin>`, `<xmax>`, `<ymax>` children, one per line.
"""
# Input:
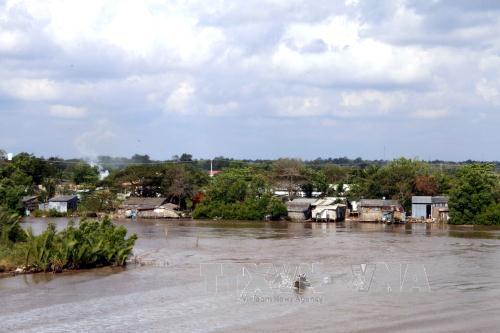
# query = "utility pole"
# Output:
<box><xmin>210</xmin><ymin>158</ymin><xmax>213</xmax><ymax>177</ymax></box>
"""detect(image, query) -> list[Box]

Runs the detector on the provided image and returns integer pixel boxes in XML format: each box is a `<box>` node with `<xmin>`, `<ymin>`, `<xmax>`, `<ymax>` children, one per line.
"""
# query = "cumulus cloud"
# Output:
<box><xmin>0</xmin><ymin>79</ymin><xmax>60</xmax><ymax>101</ymax></box>
<box><xmin>410</xmin><ymin>109</ymin><xmax>450</xmax><ymax>119</ymax></box>
<box><xmin>0</xmin><ymin>0</ymin><xmax>499</xmax><ymax>160</ymax></box>
<box><xmin>49</xmin><ymin>105</ymin><xmax>87</xmax><ymax>119</ymax></box>
<box><xmin>341</xmin><ymin>90</ymin><xmax>405</xmax><ymax>113</ymax></box>
<box><xmin>165</xmin><ymin>82</ymin><xmax>196</xmax><ymax>114</ymax></box>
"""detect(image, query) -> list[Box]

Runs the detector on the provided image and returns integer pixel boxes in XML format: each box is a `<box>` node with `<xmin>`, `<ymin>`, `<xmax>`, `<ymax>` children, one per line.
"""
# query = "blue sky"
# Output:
<box><xmin>0</xmin><ymin>0</ymin><xmax>499</xmax><ymax>161</ymax></box>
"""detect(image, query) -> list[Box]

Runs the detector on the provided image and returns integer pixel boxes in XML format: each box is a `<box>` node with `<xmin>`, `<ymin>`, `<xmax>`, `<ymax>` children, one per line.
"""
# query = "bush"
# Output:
<box><xmin>22</xmin><ymin>216</ymin><xmax>137</xmax><ymax>272</ymax></box>
<box><xmin>476</xmin><ymin>203</ymin><xmax>500</xmax><ymax>225</ymax></box>
<box><xmin>0</xmin><ymin>207</ymin><xmax>26</xmax><ymax>244</ymax></box>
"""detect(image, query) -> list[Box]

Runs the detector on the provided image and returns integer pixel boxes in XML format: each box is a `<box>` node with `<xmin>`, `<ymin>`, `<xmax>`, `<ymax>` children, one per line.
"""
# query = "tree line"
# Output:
<box><xmin>1</xmin><ymin>151</ymin><xmax>499</xmax><ymax>224</ymax></box>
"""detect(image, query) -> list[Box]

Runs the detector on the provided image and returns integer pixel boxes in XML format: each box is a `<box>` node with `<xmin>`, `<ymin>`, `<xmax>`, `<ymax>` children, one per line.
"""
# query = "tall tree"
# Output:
<box><xmin>272</xmin><ymin>158</ymin><xmax>306</xmax><ymax>198</ymax></box>
<box><xmin>448</xmin><ymin>164</ymin><xmax>497</xmax><ymax>225</ymax></box>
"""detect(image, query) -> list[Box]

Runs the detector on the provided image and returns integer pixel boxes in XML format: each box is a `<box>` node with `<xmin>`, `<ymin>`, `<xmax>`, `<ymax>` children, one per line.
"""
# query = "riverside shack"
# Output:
<box><xmin>311</xmin><ymin>197</ymin><xmax>347</xmax><ymax>222</ymax></box>
<box><xmin>45</xmin><ymin>195</ymin><xmax>79</xmax><ymax>213</ymax></box>
<box><xmin>286</xmin><ymin>198</ymin><xmax>316</xmax><ymax>221</ymax></box>
<box><xmin>358</xmin><ymin>199</ymin><xmax>405</xmax><ymax>223</ymax></box>
<box><xmin>411</xmin><ymin>196</ymin><xmax>449</xmax><ymax>220</ymax></box>
<box><xmin>118</xmin><ymin>197</ymin><xmax>179</xmax><ymax>219</ymax></box>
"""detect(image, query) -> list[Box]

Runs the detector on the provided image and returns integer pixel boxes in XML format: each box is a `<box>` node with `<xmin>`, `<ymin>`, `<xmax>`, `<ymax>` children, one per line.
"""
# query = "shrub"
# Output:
<box><xmin>476</xmin><ymin>203</ymin><xmax>500</xmax><ymax>225</ymax></box>
<box><xmin>0</xmin><ymin>207</ymin><xmax>26</xmax><ymax>244</ymax></box>
<box><xmin>22</xmin><ymin>216</ymin><xmax>137</xmax><ymax>272</ymax></box>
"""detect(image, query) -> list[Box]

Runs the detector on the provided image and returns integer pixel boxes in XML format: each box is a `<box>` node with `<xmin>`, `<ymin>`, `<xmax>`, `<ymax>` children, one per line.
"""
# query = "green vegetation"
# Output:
<box><xmin>78</xmin><ymin>190</ymin><xmax>117</xmax><ymax>214</ymax></box>
<box><xmin>1</xmin><ymin>149</ymin><xmax>499</xmax><ymax>224</ymax></box>
<box><xmin>448</xmin><ymin>164</ymin><xmax>500</xmax><ymax>225</ymax></box>
<box><xmin>0</xmin><ymin>207</ymin><xmax>137</xmax><ymax>273</ymax></box>
<box><xmin>349</xmin><ymin>158</ymin><xmax>451</xmax><ymax>211</ymax></box>
<box><xmin>193</xmin><ymin>168</ymin><xmax>287</xmax><ymax>220</ymax></box>
<box><xmin>0</xmin><ymin>153</ymin><xmax>101</xmax><ymax>214</ymax></box>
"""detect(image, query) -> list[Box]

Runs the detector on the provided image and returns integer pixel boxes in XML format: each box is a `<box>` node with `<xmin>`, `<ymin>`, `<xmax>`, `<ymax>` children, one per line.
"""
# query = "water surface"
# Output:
<box><xmin>1</xmin><ymin>218</ymin><xmax>499</xmax><ymax>332</ymax></box>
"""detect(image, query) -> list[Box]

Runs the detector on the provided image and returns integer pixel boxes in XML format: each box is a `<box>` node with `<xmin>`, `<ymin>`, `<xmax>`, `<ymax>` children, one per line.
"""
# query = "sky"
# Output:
<box><xmin>0</xmin><ymin>0</ymin><xmax>499</xmax><ymax>161</ymax></box>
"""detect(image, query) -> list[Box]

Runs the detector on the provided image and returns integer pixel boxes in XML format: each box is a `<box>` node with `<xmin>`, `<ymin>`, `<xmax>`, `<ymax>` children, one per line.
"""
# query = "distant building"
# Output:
<box><xmin>358</xmin><ymin>199</ymin><xmax>405</xmax><ymax>223</ymax></box>
<box><xmin>286</xmin><ymin>198</ymin><xmax>317</xmax><ymax>221</ymax></box>
<box><xmin>21</xmin><ymin>195</ymin><xmax>39</xmax><ymax>216</ymax></box>
<box><xmin>273</xmin><ymin>189</ymin><xmax>322</xmax><ymax>199</ymax></box>
<box><xmin>208</xmin><ymin>170</ymin><xmax>222</xmax><ymax>177</ymax></box>
<box><xmin>311</xmin><ymin>197</ymin><xmax>347</xmax><ymax>222</ymax></box>
<box><xmin>118</xmin><ymin>197</ymin><xmax>179</xmax><ymax>219</ymax></box>
<box><xmin>412</xmin><ymin>196</ymin><xmax>449</xmax><ymax>220</ymax></box>
<box><xmin>43</xmin><ymin>195</ymin><xmax>79</xmax><ymax>213</ymax></box>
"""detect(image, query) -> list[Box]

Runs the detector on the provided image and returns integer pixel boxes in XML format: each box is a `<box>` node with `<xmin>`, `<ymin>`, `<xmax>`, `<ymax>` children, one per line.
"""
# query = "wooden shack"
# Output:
<box><xmin>358</xmin><ymin>199</ymin><xmax>405</xmax><ymax>223</ymax></box>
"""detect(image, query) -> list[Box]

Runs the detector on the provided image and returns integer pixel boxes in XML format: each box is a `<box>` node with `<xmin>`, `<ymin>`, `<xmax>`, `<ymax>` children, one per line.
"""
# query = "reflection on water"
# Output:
<box><xmin>1</xmin><ymin>218</ymin><xmax>499</xmax><ymax>332</ymax></box>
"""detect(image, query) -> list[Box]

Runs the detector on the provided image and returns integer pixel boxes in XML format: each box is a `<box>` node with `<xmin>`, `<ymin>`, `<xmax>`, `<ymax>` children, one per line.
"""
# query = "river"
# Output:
<box><xmin>1</xmin><ymin>218</ymin><xmax>500</xmax><ymax>332</ymax></box>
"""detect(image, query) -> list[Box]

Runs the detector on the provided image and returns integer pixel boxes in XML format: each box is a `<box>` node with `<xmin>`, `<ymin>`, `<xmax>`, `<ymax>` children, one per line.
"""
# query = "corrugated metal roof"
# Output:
<box><xmin>359</xmin><ymin>199</ymin><xmax>401</xmax><ymax>207</ymax></box>
<box><xmin>312</xmin><ymin>197</ymin><xmax>342</xmax><ymax>206</ymax></box>
<box><xmin>286</xmin><ymin>198</ymin><xmax>316</xmax><ymax>212</ymax></box>
<box><xmin>122</xmin><ymin>197</ymin><xmax>168</xmax><ymax>210</ymax></box>
<box><xmin>431</xmin><ymin>196</ymin><xmax>448</xmax><ymax>204</ymax></box>
<box><xmin>49</xmin><ymin>195</ymin><xmax>78</xmax><ymax>202</ymax></box>
<box><xmin>412</xmin><ymin>196</ymin><xmax>432</xmax><ymax>204</ymax></box>
<box><xmin>22</xmin><ymin>195</ymin><xmax>38</xmax><ymax>202</ymax></box>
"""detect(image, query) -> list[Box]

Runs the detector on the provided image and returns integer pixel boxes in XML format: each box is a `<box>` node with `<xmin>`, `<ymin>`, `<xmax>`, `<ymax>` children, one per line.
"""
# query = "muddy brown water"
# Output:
<box><xmin>1</xmin><ymin>218</ymin><xmax>500</xmax><ymax>332</ymax></box>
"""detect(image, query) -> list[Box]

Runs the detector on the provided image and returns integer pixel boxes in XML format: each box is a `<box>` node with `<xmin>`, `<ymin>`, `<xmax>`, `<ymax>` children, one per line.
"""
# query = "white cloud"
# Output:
<box><xmin>410</xmin><ymin>109</ymin><xmax>450</xmax><ymax>119</ymax></box>
<box><xmin>165</xmin><ymin>82</ymin><xmax>196</xmax><ymax>114</ymax></box>
<box><xmin>341</xmin><ymin>90</ymin><xmax>404</xmax><ymax>112</ymax></box>
<box><xmin>272</xmin><ymin>96</ymin><xmax>326</xmax><ymax>117</ymax></box>
<box><xmin>206</xmin><ymin>101</ymin><xmax>239</xmax><ymax>116</ymax></box>
<box><xmin>476</xmin><ymin>79</ymin><xmax>499</xmax><ymax>104</ymax></box>
<box><xmin>0</xmin><ymin>79</ymin><xmax>60</xmax><ymax>101</ymax></box>
<box><xmin>49</xmin><ymin>105</ymin><xmax>87</xmax><ymax>119</ymax></box>
<box><xmin>1</xmin><ymin>0</ymin><xmax>500</xmax><ymax>159</ymax></box>
<box><xmin>8</xmin><ymin>0</ymin><xmax>226</xmax><ymax>65</ymax></box>
<box><xmin>270</xmin><ymin>15</ymin><xmax>431</xmax><ymax>86</ymax></box>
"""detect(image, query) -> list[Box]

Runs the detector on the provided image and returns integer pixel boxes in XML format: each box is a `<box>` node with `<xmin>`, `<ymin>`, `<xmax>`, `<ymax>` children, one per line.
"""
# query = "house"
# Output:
<box><xmin>44</xmin><ymin>195</ymin><xmax>79</xmax><ymax>213</ymax></box>
<box><xmin>208</xmin><ymin>170</ymin><xmax>222</xmax><ymax>177</ymax></box>
<box><xmin>412</xmin><ymin>196</ymin><xmax>449</xmax><ymax>220</ymax></box>
<box><xmin>21</xmin><ymin>195</ymin><xmax>39</xmax><ymax>216</ymax></box>
<box><xmin>358</xmin><ymin>199</ymin><xmax>406</xmax><ymax>223</ymax></box>
<box><xmin>311</xmin><ymin>197</ymin><xmax>347</xmax><ymax>222</ymax></box>
<box><xmin>118</xmin><ymin>197</ymin><xmax>180</xmax><ymax>219</ymax></box>
<box><xmin>286</xmin><ymin>198</ymin><xmax>317</xmax><ymax>221</ymax></box>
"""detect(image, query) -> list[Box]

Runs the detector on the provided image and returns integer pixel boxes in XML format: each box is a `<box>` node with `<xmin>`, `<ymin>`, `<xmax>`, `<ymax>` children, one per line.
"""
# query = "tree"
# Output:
<box><xmin>415</xmin><ymin>175</ymin><xmax>439</xmax><ymax>196</ymax></box>
<box><xmin>300</xmin><ymin>167</ymin><xmax>328</xmax><ymax>197</ymax></box>
<box><xmin>110</xmin><ymin>164</ymin><xmax>163</xmax><ymax>197</ymax></box>
<box><xmin>131</xmin><ymin>154</ymin><xmax>151</xmax><ymax>164</ymax></box>
<box><xmin>322</xmin><ymin>165</ymin><xmax>349</xmax><ymax>183</ymax></box>
<box><xmin>193</xmin><ymin>168</ymin><xmax>287</xmax><ymax>220</ymax></box>
<box><xmin>179</xmin><ymin>153</ymin><xmax>193</xmax><ymax>162</ymax></box>
<box><xmin>161</xmin><ymin>164</ymin><xmax>208</xmax><ymax>208</ymax></box>
<box><xmin>272</xmin><ymin>158</ymin><xmax>306</xmax><ymax>198</ymax></box>
<box><xmin>476</xmin><ymin>203</ymin><xmax>500</xmax><ymax>225</ymax></box>
<box><xmin>68</xmin><ymin>162</ymin><xmax>99</xmax><ymax>185</ymax></box>
<box><xmin>448</xmin><ymin>164</ymin><xmax>497</xmax><ymax>225</ymax></box>
<box><xmin>11</xmin><ymin>153</ymin><xmax>54</xmax><ymax>185</ymax></box>
<box><xmin>79</xmin><ymin>190</ymin><xmax>117</xmax><ymax>213</ymax></box>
